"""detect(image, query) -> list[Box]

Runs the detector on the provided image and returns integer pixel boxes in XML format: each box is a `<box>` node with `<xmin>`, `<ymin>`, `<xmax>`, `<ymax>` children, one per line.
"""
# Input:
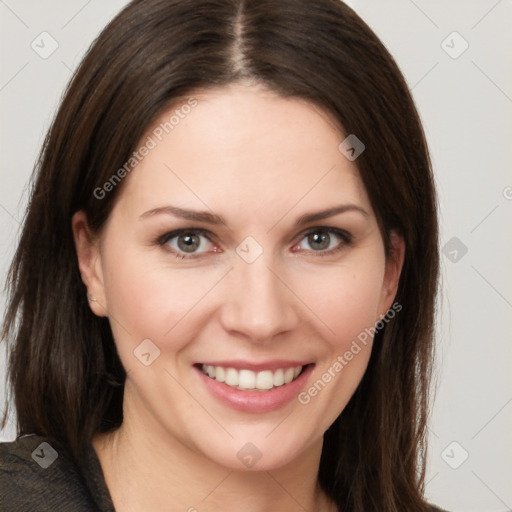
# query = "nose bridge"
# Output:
<box><xmin>221</xmin><ymin>253</ymin><xmax>297</xmax><ymax>341</ymax></box>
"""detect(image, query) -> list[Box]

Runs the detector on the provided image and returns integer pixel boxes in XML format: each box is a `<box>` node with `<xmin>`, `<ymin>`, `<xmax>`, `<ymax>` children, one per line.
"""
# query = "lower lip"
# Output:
<box><xmin>196</xmin><ymin>365</ymin><xmax>314</xmax><ymax>413</ymax></box>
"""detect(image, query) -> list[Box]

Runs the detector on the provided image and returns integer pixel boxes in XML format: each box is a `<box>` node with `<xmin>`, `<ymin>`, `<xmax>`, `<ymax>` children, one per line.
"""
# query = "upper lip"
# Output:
<box><xmin>195</xmin><ymin>360</ymin><xmax>313</xmax><ymax>372</ymax></box>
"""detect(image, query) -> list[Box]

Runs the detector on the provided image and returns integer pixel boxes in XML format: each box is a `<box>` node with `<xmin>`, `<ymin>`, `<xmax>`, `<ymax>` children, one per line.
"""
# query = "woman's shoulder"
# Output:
<box><xmin>0</xmin><ymin>433</ymin><xmax>100</xmax><ymax>511</ymax></box>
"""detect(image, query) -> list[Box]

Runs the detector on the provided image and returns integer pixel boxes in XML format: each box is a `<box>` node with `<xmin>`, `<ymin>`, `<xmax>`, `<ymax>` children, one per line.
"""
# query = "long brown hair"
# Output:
<box><xmin>2</xmin><ymin>1</ymin><xmax>439</xmax><ymax>510</ymax></box>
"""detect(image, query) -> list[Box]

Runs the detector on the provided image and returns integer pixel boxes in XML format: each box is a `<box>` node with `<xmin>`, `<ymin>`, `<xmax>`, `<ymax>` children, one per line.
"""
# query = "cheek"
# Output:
<box><xmin>100</xmin><ymin>242</ymin><xmax>228</xmax><ymax>365</ymax></box>
<box><xmin>295</xmin><ymin>255</ymin><xmax>386</xmax><ymax>347</ymax></box>
<box><xmin>291</xmin><ymin>256</ymin><xmax>385</xmax><ymax>418</ymax></box>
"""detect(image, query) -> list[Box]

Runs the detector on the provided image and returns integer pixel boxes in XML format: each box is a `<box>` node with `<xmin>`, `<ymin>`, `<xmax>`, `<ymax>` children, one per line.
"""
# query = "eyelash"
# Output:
<box><xmin>157</xmin><ymin>228</ymin><xmax>215</xmax><ymax>259</ymax></box>
<box><xmin>297</xmin><ymin>227</ymin><xmax>354</xmax><ymax>257</ymax></box>
<box><xmin>156</xmin><ymin>227</ymin><xmax>353</xmax><ymax>259</ymax></box>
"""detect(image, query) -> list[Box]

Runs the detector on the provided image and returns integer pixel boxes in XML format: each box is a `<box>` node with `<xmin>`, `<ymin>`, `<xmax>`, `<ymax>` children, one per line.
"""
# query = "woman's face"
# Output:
<box><xmin>75</xmin><ymin>84</ymin><xmax>403</xmax><ymax>471</ymax></box>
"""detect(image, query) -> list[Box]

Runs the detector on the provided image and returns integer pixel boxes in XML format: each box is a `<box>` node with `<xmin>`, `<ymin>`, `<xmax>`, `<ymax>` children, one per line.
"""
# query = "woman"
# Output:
<box><xmin>1</xmin><ymin>0</ymin><xmax>443</xmax><ymax>510</ymax></box>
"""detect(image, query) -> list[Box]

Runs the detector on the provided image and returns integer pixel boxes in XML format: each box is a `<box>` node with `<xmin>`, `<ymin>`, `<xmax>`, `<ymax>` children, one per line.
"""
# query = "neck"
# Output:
<box><xmin>93</xmin><ymin>388</ymin><xmax>336</xmax><ymax>512</ymax></box>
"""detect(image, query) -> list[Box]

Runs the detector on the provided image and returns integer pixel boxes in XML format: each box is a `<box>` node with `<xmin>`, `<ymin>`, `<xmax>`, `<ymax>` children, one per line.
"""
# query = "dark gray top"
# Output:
<box><xmin>1</xmin><ymin>434</ymin><xmax>448</xmax><ymax>511</ymax></box>
<box><xmin>0</xmin><ymin>434</ymin><xmax>115</xmax><ymax>511</ymax></box>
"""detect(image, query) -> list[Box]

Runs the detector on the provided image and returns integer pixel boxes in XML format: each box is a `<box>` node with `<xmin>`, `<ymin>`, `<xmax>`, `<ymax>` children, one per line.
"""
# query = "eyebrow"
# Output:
<box><xmin>139</xmin><ymin>204</ymin><xmax>368</xmax><ymax>226</ymax></box>
<box><xmin>139</xmin><ymin>206</ymin><xmax>225</xmax><ymax>224</ymax></box>
<box><xmin>293</xmin><ymin>204</ymin><xmax>368</xmax><ymax>226</ymax></box>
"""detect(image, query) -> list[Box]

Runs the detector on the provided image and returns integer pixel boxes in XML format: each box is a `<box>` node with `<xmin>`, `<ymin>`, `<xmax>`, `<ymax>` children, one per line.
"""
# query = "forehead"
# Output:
<box><xmin>115</xmin><ymin>84</ymin><xmax>371</xmax><ymax>224</ymax></box>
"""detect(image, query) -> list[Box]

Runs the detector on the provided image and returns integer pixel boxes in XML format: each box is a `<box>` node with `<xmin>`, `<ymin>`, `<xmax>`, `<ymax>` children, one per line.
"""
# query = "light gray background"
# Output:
<box><xmin>1</xmin><ymin>1</ymin><xmax>511</xmax><ymax>511</ymax></box>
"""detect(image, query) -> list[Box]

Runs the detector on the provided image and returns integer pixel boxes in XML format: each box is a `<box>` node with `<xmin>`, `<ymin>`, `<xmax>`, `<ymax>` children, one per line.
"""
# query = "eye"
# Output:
<box><xmin>294</xmin><ymin>227</ymin><xmax>352</xmax><ymax>254</ymax></box>
<box><xmin>158</xmin><ymin>229</ymin><xmax>216</xmax><ymax>256</ymax></box>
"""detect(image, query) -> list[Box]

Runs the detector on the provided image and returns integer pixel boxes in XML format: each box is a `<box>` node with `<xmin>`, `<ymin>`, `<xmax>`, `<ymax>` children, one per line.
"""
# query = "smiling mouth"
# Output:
<box><xmin>198</xmin><ymin>364</ymin><xmax>307</xmax><ymax>392</ymax></box>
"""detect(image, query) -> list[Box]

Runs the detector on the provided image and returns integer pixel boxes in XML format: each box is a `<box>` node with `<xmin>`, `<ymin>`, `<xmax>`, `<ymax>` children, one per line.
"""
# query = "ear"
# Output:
<box><xmin>71</xmin><ymin>211</ymin><xmax>108</xmax><ymax>317</ymax></box>
<box><xmin>378</xmin><ymin>230</ymin><xmax>405</xmax><ymax>316</ymax></box>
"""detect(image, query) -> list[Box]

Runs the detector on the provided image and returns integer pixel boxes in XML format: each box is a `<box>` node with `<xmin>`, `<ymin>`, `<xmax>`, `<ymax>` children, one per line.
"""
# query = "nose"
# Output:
<box><xmin>219</xmin><ymin>257</ymin><xmax>300</xmax><ymax>344</ymax></box>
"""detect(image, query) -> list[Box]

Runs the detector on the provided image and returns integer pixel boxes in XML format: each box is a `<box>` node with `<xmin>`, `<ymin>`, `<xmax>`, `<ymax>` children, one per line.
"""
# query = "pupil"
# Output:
<box><xmin>178</xmin><ymin>233</ymin><xmax>200</xmax><ymax>252</ymax></box>
<box><xmin>308</xmin><ymin>232</ymin><xmax>330</xmax><ymax>250</ymax></box>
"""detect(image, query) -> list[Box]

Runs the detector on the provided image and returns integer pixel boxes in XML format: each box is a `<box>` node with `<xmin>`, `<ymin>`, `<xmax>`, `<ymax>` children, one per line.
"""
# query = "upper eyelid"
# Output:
<box><xmin>157</xmin><ymin>229</ymin><xmax>216</xmax><ymax>258</ymax></box>
<box><xmin>158</xmin><ymin>226</ymin><xmax>352</xmax><ymax>251</ymax></box>
<box><xmin>157</xmin><ymin>227</ymin><xmax>214</xmax><ymax>244</ymax></box>
<box><xmin>158</xmin><ymin>225</ymin><xmax>350</xmax><ymax>239</ymax></box>
<box><xmin>300</xmin><ymin>226</ymin><xmax>351</xmax><ymax>237</ymax></box>
<box><xmin>292</xmin><ymin>226</ymin><xmax>353</xmax><ymax>245</ymax></box>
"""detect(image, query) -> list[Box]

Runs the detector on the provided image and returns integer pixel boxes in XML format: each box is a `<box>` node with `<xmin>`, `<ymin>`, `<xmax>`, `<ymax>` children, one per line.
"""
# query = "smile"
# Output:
<box><xmin>195</xmin><ymin>361</ymin><xmax>314</xmax><ymax>413</ymax></box>
<box><xmin>200</xmin><ymin>364</ymin><xmax>303</xmax><ymax>391</ymax></box>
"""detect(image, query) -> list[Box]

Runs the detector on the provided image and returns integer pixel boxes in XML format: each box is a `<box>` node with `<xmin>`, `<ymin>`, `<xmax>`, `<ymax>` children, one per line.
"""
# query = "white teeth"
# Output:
<box><xmin>283</xmin><ymin>368</ymin><xmax>295</xmax><ymax>384</ymax></box>
<box><xmin>215</xmin><ymin>366</ymin><xmax>225</xmax><ymax>382</ymax></box>
<box><xmin>201</xmin><ymin>364</ymin><xmax>304</xmax><ymax>391</ymax></box>
<box><xmin>256</xmin><ymin>370</ymin><xmax>274</xmax><ymax>390</ymax></box>
<box><xmin>225</xmin><ymin>368</ymin><xmax>238</xmax><ymax>386</ymax></box>
<box><xmin>238</xmin><ymin>369</ymin><xmax>256</xmax><ymax>390</ymax></box>
<box><xmin>273</xmin><ymin>369</ymin><xmax>284</xmax><ymax>387</ymax></box>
